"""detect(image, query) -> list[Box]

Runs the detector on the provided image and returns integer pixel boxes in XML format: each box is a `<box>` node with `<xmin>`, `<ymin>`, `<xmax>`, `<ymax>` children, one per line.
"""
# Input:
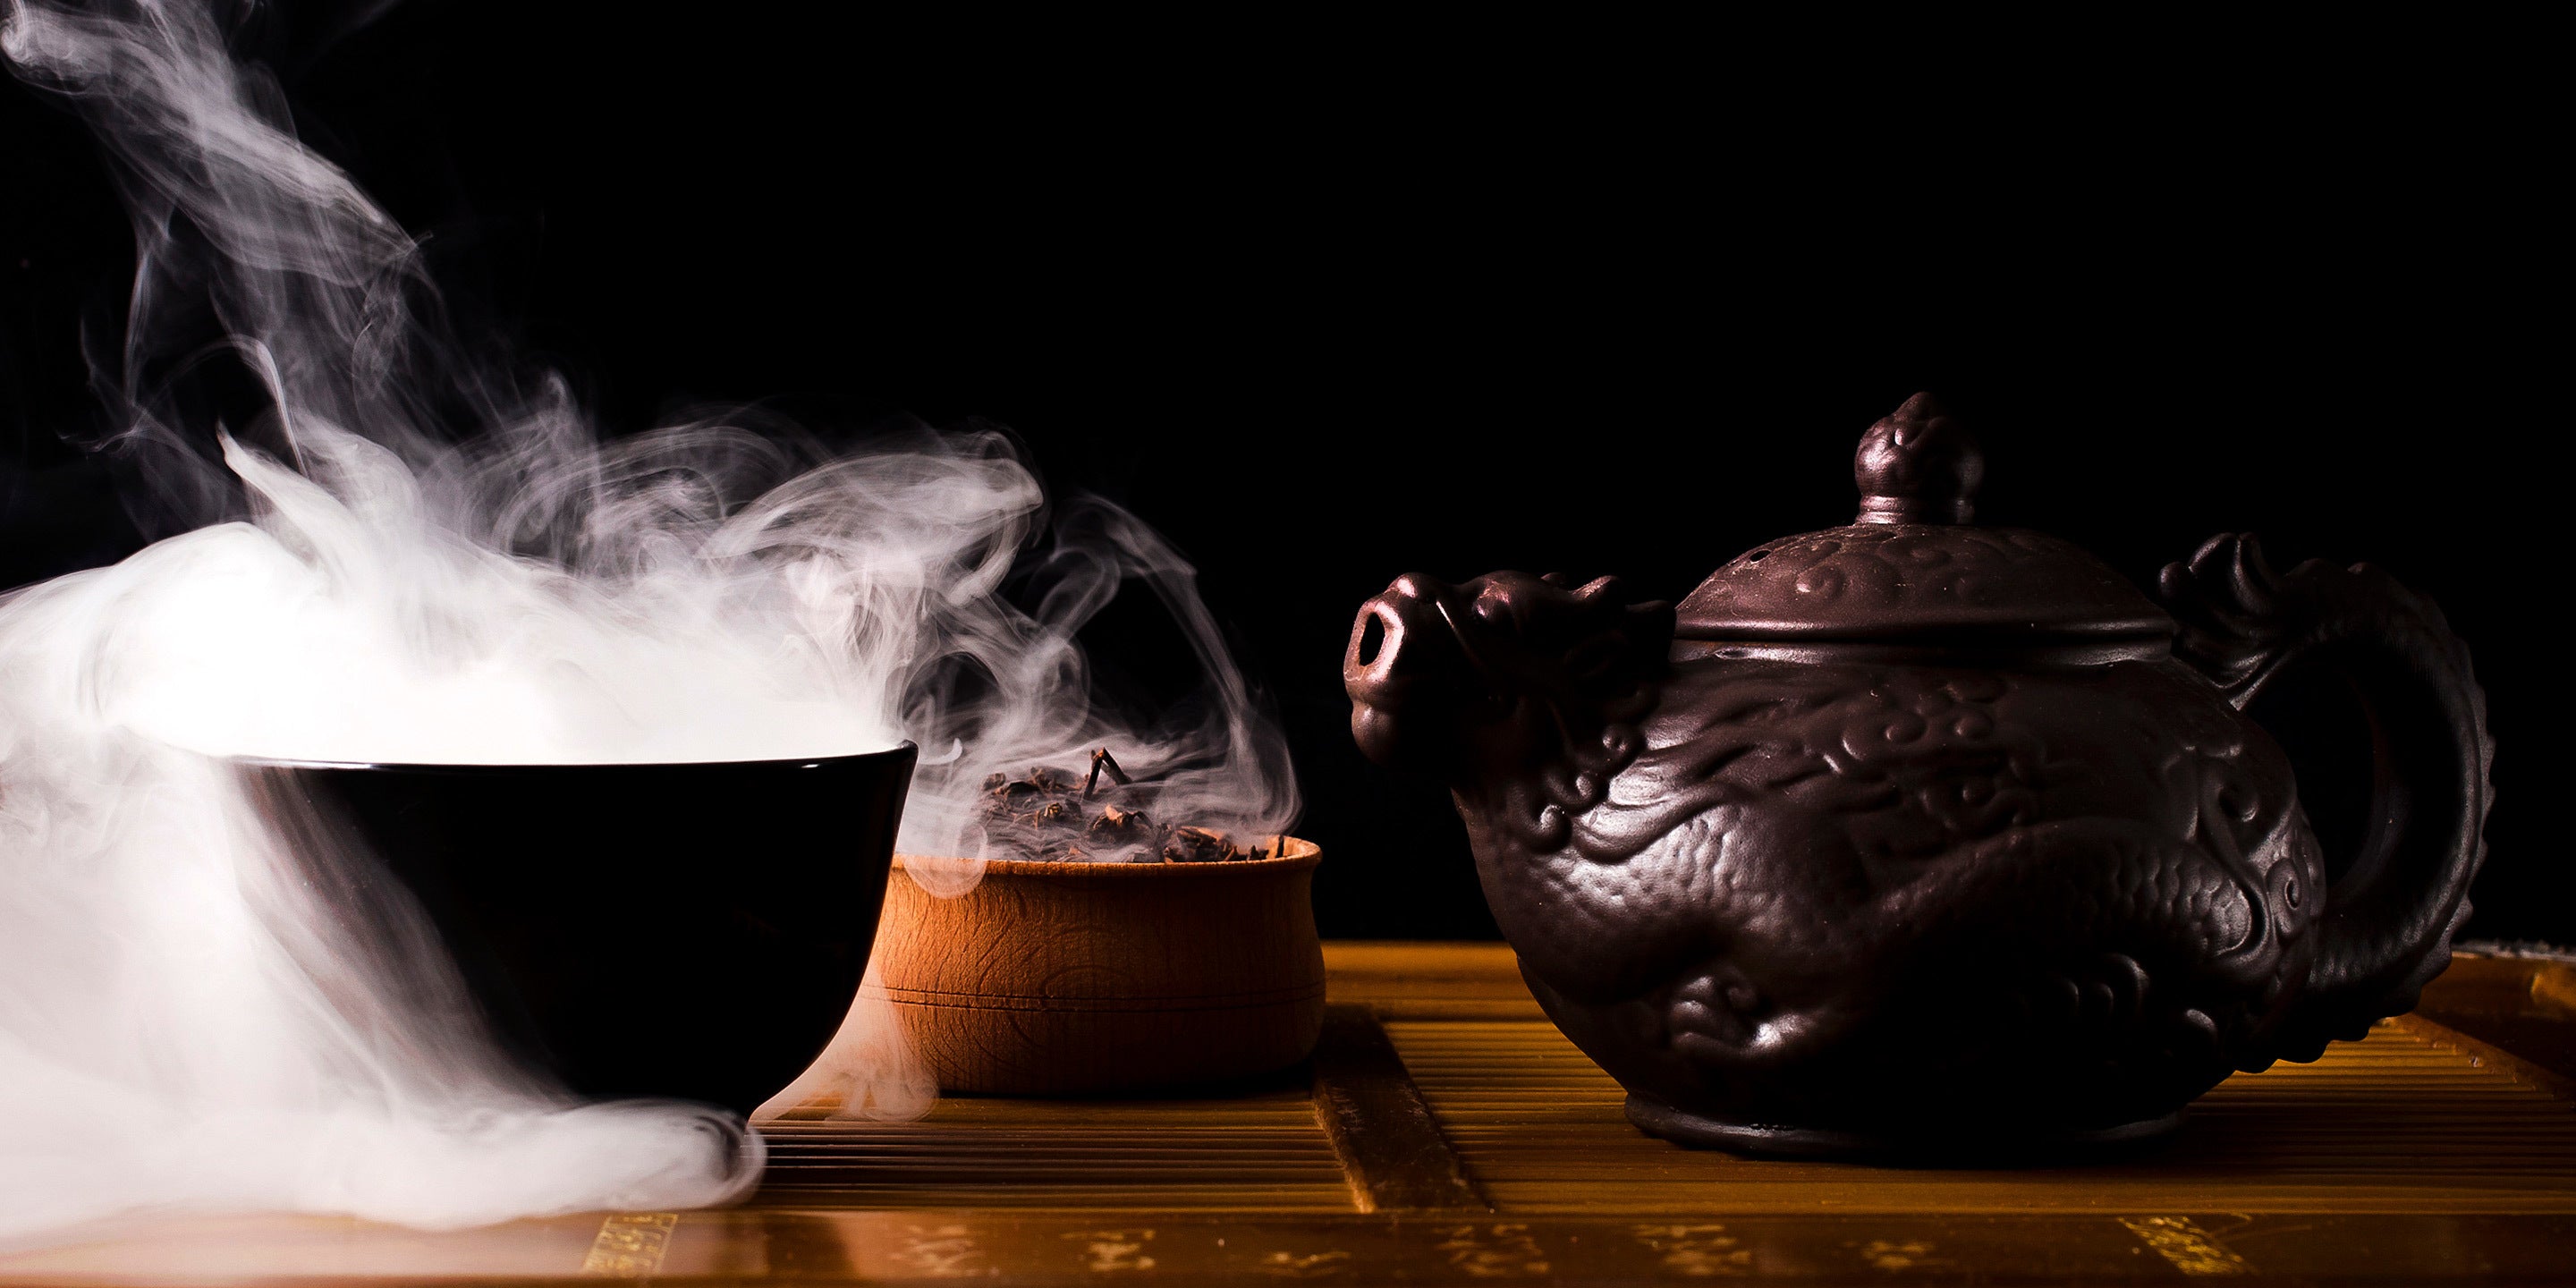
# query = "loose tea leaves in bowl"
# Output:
<box><xmin>979</xmin><ymin>750</ymin><xmax>1268</xmax><ymax>863</ymax></box>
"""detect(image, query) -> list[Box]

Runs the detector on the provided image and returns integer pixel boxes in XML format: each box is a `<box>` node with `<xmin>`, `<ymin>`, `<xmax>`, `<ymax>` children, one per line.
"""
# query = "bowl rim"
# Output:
<box><xmin>895</xmin><ymin>835</ymin><xmax>1319</xmax><ymax>877</ymax></box>
<box><xmin>222</xmin><ymin>740</ymin><xmax>919</xmax><ymax>774</ymax></box>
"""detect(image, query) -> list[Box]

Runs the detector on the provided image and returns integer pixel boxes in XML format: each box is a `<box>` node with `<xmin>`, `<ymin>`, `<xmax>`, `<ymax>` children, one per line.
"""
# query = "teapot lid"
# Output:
<box><xmin>1673</xmin><ymin>394</ymin><xmax>2175</xmax><ymax>644</ymax></box>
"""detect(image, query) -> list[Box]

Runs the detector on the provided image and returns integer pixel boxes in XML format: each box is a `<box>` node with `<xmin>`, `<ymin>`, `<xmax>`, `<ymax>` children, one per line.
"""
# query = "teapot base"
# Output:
<box><xmin>1624</xmin><ymin>1095</ymin><xmax>2184</xmax><ymax>1163</ymax></box>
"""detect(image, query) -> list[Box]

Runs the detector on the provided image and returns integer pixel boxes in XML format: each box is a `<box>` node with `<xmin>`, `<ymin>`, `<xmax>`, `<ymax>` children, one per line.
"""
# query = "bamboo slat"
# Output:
<box><xmin>757</xmin><ymin>1083</ymin><xmax>1352</xmax><ymax>1212</ymax></box>
<box><xmin>1308</xmin><ymin>1004</ymin><xmax>1491</xmax><ymax>1212</ymax></box>
<box><xmin>1384</xmin><ymin>1005</ymin><xmax>2576</xmax><ymax>1217</ymax></box>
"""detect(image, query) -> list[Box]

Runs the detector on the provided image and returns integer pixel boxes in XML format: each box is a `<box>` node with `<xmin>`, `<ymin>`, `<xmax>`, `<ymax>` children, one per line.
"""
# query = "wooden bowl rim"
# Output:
<box><xmin>894</xmin><ymin>835</ymin><xmax>1319</xmax><ymax>877</ymax></box>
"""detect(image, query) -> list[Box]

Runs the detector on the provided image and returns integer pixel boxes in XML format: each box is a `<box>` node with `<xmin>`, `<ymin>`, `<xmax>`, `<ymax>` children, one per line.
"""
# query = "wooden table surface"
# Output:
<box><xmin>4</xmin><ymin>945</ymin><xmax>2571</xmax><ymax>1285</ymax></box>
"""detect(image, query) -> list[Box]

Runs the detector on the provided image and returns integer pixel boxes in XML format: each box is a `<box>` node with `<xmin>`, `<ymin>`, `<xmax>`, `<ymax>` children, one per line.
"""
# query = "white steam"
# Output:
<box><xmin>0</xmin><ymin>0</ymin><xmax>1295</xmax><ymax>1241</ymax></box>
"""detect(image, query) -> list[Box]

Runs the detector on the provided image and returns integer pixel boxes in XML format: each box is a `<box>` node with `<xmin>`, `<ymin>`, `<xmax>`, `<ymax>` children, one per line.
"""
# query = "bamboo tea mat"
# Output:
<box><xmin>4</xmin><ymin>943</ymin><xmax>2571</xmax><ymax>1284</ymax></box>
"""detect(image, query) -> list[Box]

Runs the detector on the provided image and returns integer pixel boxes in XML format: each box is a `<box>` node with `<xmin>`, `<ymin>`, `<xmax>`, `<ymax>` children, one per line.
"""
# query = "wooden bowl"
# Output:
<box><xmin>874</xmin><ymin>839</ymin><xmax>1324</xmax><ymax>1095</ymax></box>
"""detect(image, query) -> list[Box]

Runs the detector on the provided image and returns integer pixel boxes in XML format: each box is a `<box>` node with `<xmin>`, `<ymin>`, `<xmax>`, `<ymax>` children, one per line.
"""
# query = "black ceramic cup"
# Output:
<box><xmin>234</xmin><ymin>743</ymin><xmax>916</xmax><ymax>1114</ymax></box>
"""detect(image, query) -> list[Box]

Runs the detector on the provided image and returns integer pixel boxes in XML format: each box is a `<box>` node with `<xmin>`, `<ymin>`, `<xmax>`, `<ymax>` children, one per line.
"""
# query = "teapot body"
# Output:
<box><xmin>1345</xmin><ymin>396</ymin><xmax>2490</xmax><ymax>1157</ymax></box>
<box><xmin>1477</xmin><ymin>646</ymin><xmax>2323</xmax><ymax>1153</ymax></box>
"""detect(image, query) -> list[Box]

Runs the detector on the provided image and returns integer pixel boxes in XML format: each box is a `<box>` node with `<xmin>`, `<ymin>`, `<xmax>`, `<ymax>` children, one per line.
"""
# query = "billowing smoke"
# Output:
<box><xmin>0</xmin><ymin>0</ymin><xmax>1295</xmax><ymax>1241</ymax></box>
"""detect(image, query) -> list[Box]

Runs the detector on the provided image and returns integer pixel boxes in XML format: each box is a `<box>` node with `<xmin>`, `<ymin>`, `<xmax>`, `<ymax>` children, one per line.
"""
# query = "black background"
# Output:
<box><xmin>4</xmin><ymin>6</ymin><xmax>2555</xmax><ymax>941</ymax></box>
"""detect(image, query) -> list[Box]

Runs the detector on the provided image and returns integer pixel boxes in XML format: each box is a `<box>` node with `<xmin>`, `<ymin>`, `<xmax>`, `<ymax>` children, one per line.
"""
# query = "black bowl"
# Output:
<box><xmin>235</xmin><ymin>743</ymin><xmax>916</xmax><ymax>1114</ymax></box>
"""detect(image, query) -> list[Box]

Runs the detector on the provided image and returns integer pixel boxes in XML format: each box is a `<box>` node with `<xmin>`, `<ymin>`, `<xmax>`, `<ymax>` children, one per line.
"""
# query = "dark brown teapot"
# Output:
<box><xmin>1344</xmin><ymin>394</ymin><xmax>2492</xmax><ymax>1158</ymax></box>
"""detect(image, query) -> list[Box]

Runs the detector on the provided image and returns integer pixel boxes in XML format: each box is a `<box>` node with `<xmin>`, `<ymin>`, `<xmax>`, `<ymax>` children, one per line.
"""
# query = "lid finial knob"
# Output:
<box><xmin>1854</xmin><ymin>392</ymin><xmax>1982</xmax><ymax>525</ymax></box>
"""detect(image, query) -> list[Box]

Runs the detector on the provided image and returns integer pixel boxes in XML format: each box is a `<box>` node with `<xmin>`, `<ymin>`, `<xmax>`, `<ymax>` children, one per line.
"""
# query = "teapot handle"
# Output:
<box><xmin>2160</xmin><ymin>534</ymin><xmax>2494</xmax><ymax>1060</ymax></box>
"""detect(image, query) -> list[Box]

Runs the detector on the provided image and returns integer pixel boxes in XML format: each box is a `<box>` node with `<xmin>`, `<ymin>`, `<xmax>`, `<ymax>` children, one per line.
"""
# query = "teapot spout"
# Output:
<box><xmin>1345</xmin><ymin>572</ymin><xmax>1473</xmax><ymax>780</ymax></box>
<box><xmin>1345</xmin><ymin>571</ymin><xmax>1673</xmax><ymax>801</ymax></box>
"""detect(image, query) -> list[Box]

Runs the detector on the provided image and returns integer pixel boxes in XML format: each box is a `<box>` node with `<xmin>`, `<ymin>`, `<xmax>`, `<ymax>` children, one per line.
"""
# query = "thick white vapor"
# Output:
<box><xmin>0</xmin><ymin>0</ymin><xmax>1295</xmax><ymax>1241</ymax></box>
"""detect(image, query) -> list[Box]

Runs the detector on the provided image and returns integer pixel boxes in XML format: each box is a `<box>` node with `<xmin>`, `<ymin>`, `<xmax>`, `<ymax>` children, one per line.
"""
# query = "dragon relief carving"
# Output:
<box><xmin>1346</xmin><ymin>570</ymin><xmax>1674</xmax><ymax>852</ymax></box>
<box><xmin>1511</xmin><ymin>657</ymin><xmax>2321</xmax><ymax>1132</ymax></box>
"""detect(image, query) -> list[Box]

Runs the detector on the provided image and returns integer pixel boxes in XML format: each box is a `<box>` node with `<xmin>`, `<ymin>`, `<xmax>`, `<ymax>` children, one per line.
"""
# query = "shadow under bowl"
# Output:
<box><xmin>234</xmin><ymin>742</ymin><xmax>916</xmax><ymax>1114</ymax></box>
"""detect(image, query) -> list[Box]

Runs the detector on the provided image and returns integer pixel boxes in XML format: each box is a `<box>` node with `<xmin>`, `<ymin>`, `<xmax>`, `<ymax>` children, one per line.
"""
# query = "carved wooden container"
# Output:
<box><xmin>873</xmin><ymin>842</ymin><xmax>1326</xmax><ymax>1095</ymax></box>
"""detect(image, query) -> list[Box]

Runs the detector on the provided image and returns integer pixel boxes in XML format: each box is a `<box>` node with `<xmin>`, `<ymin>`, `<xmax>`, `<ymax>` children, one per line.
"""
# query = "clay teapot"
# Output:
<box><xmin>1344</xmin><ymin>394</ymin><xmax>2492</xmax><ymax>1157</ymax></box>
